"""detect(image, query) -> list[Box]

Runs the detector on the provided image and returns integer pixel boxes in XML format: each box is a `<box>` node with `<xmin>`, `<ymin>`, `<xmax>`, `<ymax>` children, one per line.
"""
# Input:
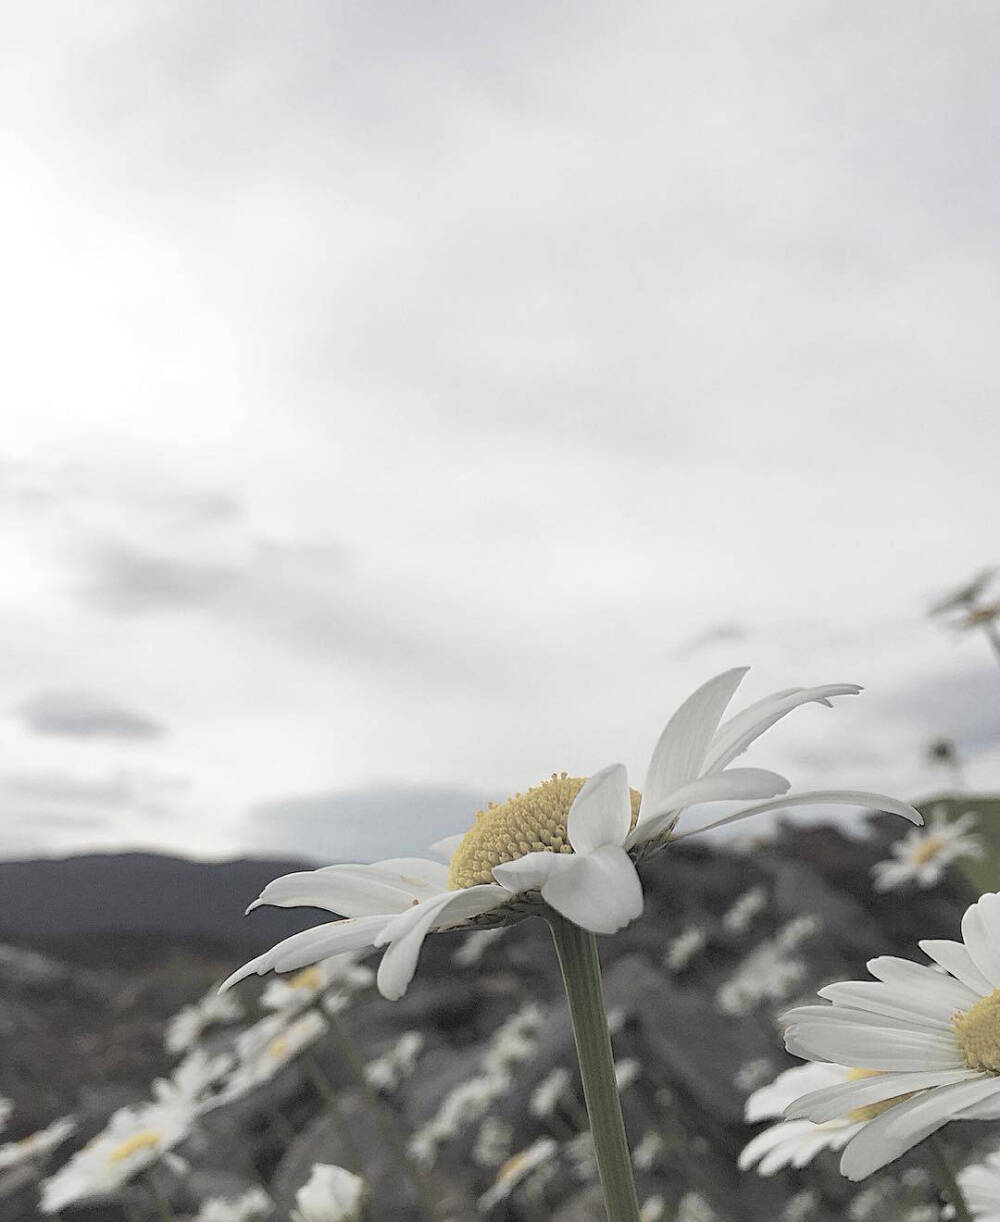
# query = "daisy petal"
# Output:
<box><xmin>840</xmin><ymin>1076</ymin><xmax>1000</xmax><ymax>1180</ymax></box>
<box><xmin>428</xmin><ymin>834</ymin><xmax>465</xmax><ymax>861</ymax></box>
<box><xmin>627</xmin><ymin>768</ymin><xmax>790</xmax><ymax>847</ymax></box>
<box><xmin>540</xmin><ymin>845</ymin><xmax>643</xmax><ymax>935</ymax></box>
<box><xmin>919</xmin><ymin>939</ymin><xmax>993</xmax><ymax>996</ymax></box>
<box><xmin>705</xmin><ymin>684</ymin><xmax>862</xmax><ymax>773</ymax></box>
<box><xmin>640</xmin><ymin>668</ymin><xmax>748</xmax><ymax>818</ymax></box>
<box><xmin>492</xmin><ymin>850</ymin><xmax>574</xmax><ymax>893</ymax></box>
<box><xmin>247</xmin><ymin>865</ymin><xmax>435</xmax><ymax>917</ymax></box>
<box><xmin>220</xmin><ymin>915</ymin><xmax>388</xmax><ymax>991</ymax></box>
<box><xmin>669</xmin><ymin>789</ymin><xmax>923</xmax><ymax>839</ymax></box>
<box><xmin>375</xmin><ymin>885</ymin><xmax>508</xmax><ymax>1000</ymax></box>
<box><xmin>567</xmin><ymin>763</ymin><xmax>632</xmax><ymax>854</ymax></box>
<box><xmin>962</xmin><ymin>901</ymin><xmax>1000</xmax><ymax>988</ymax></box>
<box><xmin>786</xmin><ymin>1068</ymin><xmax>978</xmax><ymax>1123</ymax></box>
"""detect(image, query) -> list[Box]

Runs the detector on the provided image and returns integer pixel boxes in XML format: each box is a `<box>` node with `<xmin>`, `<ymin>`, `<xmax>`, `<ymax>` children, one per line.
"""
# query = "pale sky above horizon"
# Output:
<box><xmin>1</xmin><ymin>1</ymin><xmax>998</xmax><ymax>863</ymax></box>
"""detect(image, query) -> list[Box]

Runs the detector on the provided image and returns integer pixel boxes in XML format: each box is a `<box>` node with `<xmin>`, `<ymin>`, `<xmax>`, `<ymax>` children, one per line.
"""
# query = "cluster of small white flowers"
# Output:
<box><xmin>716</xmin><ymin>916</ymin><xmax>819</xmax><ymax>1016</ymax></box>
<box><xmin>781</xmin><ymin>1190</ymin><xmax>819</xmax><ymax>1222</ymax></box>
<box><xmin>733</xmin><ymin>1058</ymin><xmax>774</xmax><ymax>1093</ymax></box>
<box><xmin>722</xmin><ymin>886</ymin><xmax>769</xmax><ymax>934</ymax></box>
<box><xmin>477</xmin><ymin>1137</ymin><xmax>558</xmax><ymax>1211</ymax></box>
<box><xmin>191</xmin><ymin>1185</ymin><xmax>273</xmax><ymax>1222</ymax></box>
<box><xmin>472</xmin><ymin>1115</ymin><xmax>513</xmax><ymax>1168</ymax></box>
<box><xmin>632</xmin><ymin>1128</ymin><xmax>664</xmax><ymax>1171</ymax></box>
<box><xmin>409</xmin><ymin>1070</ymin><xmax>511</xmax><ymax>1169</ymax></box>
<box><xmin>363</xmin><ymin>1031</ymin><xmax>424</xmax><ymax>1094</ymax></box>
<box><xmin>676</xmin><ymin>1191</ymin><xmax>718</xmax><ymax>1222</ymax></box>
<box><xmin>165</xmin><ymin>985</ymin><xmax>244</xmax><ymax>1054</ymax></box>
<box><xmin>452</xmin><ymin>927</ymin><xmax>507</xmax><ymax>966</ymax></box>
<box><xmin>663</xmin><ymin>926</ymin><xmax>706</xmax><ymax>973</ymax></box>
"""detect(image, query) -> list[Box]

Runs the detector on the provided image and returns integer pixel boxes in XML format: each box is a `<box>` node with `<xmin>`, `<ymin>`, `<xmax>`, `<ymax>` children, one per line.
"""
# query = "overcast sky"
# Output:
<box><xmin>1</xmin><ymin>2</ymin><xmax>998</xmax><ymax>864</ymax></box>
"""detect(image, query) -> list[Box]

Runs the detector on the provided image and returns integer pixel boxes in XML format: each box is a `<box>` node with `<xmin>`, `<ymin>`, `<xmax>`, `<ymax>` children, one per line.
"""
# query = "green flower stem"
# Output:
<box><xmin>144</xmin><ymin>1169</ymin><xmax>176</xmax><ymax>1222</ymax></box>
<box><xmin>547</xmin><ymin>914</ymin><xmax>641</xmax><ymax>1222</ymax></box>
<box><xmin>928</xmin><ymin>1134</ymin><xmax>973</xmax><ymax>1222</ymax></box>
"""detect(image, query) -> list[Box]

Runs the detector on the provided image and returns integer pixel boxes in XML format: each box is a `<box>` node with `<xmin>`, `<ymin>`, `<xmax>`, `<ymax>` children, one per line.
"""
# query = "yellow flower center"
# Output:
<box><xmin>107</xmin><ymin>1131</ymin><xmax>161</xmax><ymax>1164</ymax></box>
<box><xmin>844</xmin><ymin>1068</ymin><xmax>917</xmax><ymax>1122</ymax></box>
<box><xmin>954</xmin><ymin>989</ymin><xmax>1000</xmax><ymax>1072</ymax></box>
<box><xmin>288</xmin><ymin>965</ymin><xmax>322</xmax><ymax>991</ymax></box>
<box><xmin>911</xmin><ymin>835</ymin><xmax>946</xmax><ymax>866</ymax></box>
<box><xmin>446</xmin><ymin>774</ymin><xmax>642</xmax><ymax>890</ymax></box>
<box><xmin>267</xmin><ymin>1036</ymin><xmax>290</xmax><ymax>1061</ymax></box>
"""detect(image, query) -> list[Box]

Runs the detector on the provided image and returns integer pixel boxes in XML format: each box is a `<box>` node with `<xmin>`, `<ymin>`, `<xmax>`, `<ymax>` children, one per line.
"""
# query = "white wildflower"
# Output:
<box><xmin>872</xmin><ymin>807</ymin><xmax>982</xmax><ymax>892</ymax></box>
<box><xmin>677</xmin><ymin>1192</ymin><xmax>718</xmax><ymax>1222</ymax></box>
<box><xmin>782</xmin><ymin>1190</ymin><xmax>819</xmax><ymax>1222</ymax></box>
<box><xmin>222</xmin><ymin>670</ymin><xmax>919</xmax><ymax>1001</ymax></box>
<box><xmin>472</xmin><ymin>1115</ymin><xmax>513</xmax><ymax>1169</ymax></box>
<box><xmin>633</xmin><ymin>1129</ymin><xmax>664</xmax><ymax>1171</ymax></box>
<box><xmin>364</xmin><ymin>1031</ymin><xmax>424</xmax><ymax>1094</ymax></box>
<box><xmin>0</xmin><ymin>1115</ymin><xmax>77</xmax><ymax>1171</ymax></box>
<box><xmin>477</xmin><ymin>1138</ymin><xmax>558</xmax><ymax>1211</ymax></box>
<box><xmin>663</xmin><ymin>926</ymin><xmax>705</xmax><ymax>973</ymax></box>
<box><xmin>261</xmin><ymin>956</ymin><xmax>373</xmax><ymax>1014</ymax></box>
<box><xmin>291</xmin><ymin>1164</ymin><xmax>368</xmax><ymax>1222</ymax></box>
<box><xmin>734</xmin><ymin>1058</ymin><xmax>774</xmax><ymax>1093</ymax></box>
<box><xmin>959</xmin><ymin>1145</ymin><xmax>1000</xmax><ymax>1219</ymax></box>
<box><xmin>452</xmin><ymin>928</ymin><xmax>507</xmax><ymax>966</ymax></box>
<box><xmin>529</xmin><ymin>1067</ymin><xmax>572</xmax><ymax>1119</ymax></box>
<box><xmin>614</xmin><ymin>1059</ymin><xmax>641</xmax><ymax>1092</ymax></box>
<box><xmin>722</xmin><ymin>886</ymin><xmax>768</xmax><ymax>934</ymax></box>
<box><xmin>165</xmin><ymin>984</ymin><xmax>243</xmax><ymax>1055</ymax></box>
<box><xmin>640</xmin><ymin>1195</ymin><xmax>666</xmax><ymax>1221</ymax></box>
<box><xmin>191</xmin><ymin>1186</ymin><xmax>272</xmax><ymax>1222</ymax></box>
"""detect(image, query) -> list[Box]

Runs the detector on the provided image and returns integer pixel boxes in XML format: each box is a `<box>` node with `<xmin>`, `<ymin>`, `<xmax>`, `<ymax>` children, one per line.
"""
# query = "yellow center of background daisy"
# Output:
<box><xmin>288</xmin><ymin>965</ymin><xmax>322</xmax><ymax>991</ymax></box>
<box><xmin>954</xmin><ymin>989</ymin><xmax>1000</xmax><ymax>1071</ymax></box>
<box><xmin>911</xmin><ymin>835</ymin><xmax>945</xmax><ymax>865</ymax></box>
<box><xmin>107</xmin><ymin>1131</ymin><xmax>161</xmax><ymax>1164</ymax></box>
<box><xmin>446</xmin><ymin>774</ymin><xmax>643</xmax><ymax>890</ymax></box>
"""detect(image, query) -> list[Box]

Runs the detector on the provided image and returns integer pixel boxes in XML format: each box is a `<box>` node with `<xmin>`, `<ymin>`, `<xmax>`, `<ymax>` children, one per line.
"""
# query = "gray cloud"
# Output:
<box><xmin>16</xmin><ymin>690</ymin><xmax>166</xmax><ymax>741</ymax></box>
<box><xmin>0</xmin><ymin>769</ymin><xmax>189</xmax><ymax>812</ymax></box>
<box><xmin>882</xmin><ymin>664</ymin><xmax>1000</xmax><ymax>757</ymax></box>
<box><xmin>248</xmin><ymin>784</ymin><xmax>503</xmax><ymax>863</ymax></box>
<box><xmin>82</xmin><ymin>544</ymin><xmax>243</xmax><ymax>615</ymax></box>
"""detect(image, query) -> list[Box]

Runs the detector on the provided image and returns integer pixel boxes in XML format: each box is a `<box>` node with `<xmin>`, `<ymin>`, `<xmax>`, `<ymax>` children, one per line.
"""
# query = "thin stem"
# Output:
<box><xmin>144</xmin><ymin>1169</ymin><xmax>175</xmax><ymax>1222</ymax></box>
<box><xmin>928</xmin><ymin>1134</ymin><xmax>973</xmax><ymax>1222</ymax></box>
<box><xmin>547</xmin><ymin>914</ymin><xmax>641</xmax><ymax>1222</ymax></box>
<box><xmin>302</xmin><ymin>1052</ymin><xmax>364</xmax><ymax>1172</ymax></box>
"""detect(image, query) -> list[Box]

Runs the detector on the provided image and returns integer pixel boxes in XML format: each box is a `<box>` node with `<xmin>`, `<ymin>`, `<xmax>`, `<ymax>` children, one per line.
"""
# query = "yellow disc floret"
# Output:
<box><xmin>911</xmin><ymin>835</ymin><xmax>945</xmax><ymax>866</ymax></box>
<box><xmin>107</xmin><ymin>1131</ymin><xmax>161</xmax><ymax>1164</ymax></box>
<box><xmin>446</xmin><ymin>773</ymin><xmax>642</xmax><ymax>890</ymax></box>
<box><xmin>954</xmin><ymin>989</ymin><xmax>1000</xmax><ymax>1072</ymax></box>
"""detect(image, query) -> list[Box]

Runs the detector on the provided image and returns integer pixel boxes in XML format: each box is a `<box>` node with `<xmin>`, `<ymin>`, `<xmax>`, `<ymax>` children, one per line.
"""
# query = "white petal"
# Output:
<box><xmin>838</xmin><ymin>1078</ymin><xmax>999</xmax><ymax>1180</ymax></box>
<box><xmin>220</xmin><ymin>915</ymin><xmax>388</xmax><ymax>991</ymax></box>
<box><xmin>669</xmin><ymin>789</ymin><xmax>923</xmax><ymax>840</ymax></box>
<box><xmin>705</xmin><ymin>684</ymin><xmax>862</xmax><ymax>773</ymax></box>
<box><xmin>783</xmin><ymin>1022</ymin><xmax>962</xmax><ymax>1070</ymax></box>
<box><xmin>817</xmin><ymin>980</ymin><xmax>969</xmax><ymax>1030</ymax></box>
<box><xmin>627</xmin><ymin>768</ymin><xmax>790</xmax><ymax>847</ymax></box>
<box><xmin>639</xmin><ymin>668</ymin><xmax>748</xmax><ymax>818</ymax></box>
<box><xmin>369</xmin><ymin>858</ymin><xmax>451</xmax><ymax>889</ymax></box>
<box><xmin>540</xmin><ymin>845</ymin><xmax>643</xmax><ymax>935</ymax></box>
<box><xmin>745</xmin><ymin>1063</ymin><xmax>848</xmax><ymax>1121</ymax></box>
<box><xmin>786</xmin><ymin>1069</ymin><xmax>978</xmax><ymax>1123</ymax></box>
<box><xmin>247</xmin><ymin>864</ymin><xmax>436</xmax><ymax>917</ymax></box>
<box><xmin>375</xmin><ymin>885</ymin><xmax>508</xmax><ymax>1000</ymax></box>
<box><xmin>567</xmin><ymin>763</ymin><xmax>631</xmax><ymax>854</ymax></box>
<box><xmin>919</xmin><ymin>939</ymin><xmax>993</xmax><ymax>996</ymax></box>
<box><xmin>492</xmin><ymin>850</ymin><xmax>573</xmax><ymax>893</ymax></box>
<box><xmin>962</xmin><ymin>900</ymin><xmax>1000</xmax><ymax>988</ymax></box>
<box><xmin>428</xmin><ymin>834</ymin><xmax>465</xmax><ymax>861</ymax></box>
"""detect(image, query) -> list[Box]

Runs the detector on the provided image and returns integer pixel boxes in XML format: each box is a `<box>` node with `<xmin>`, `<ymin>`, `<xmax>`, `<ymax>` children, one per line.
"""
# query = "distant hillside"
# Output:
<box><xmin>0</xmin><ymin>852</ymin><xmax>328</xmax><ymax>958</ymax></box>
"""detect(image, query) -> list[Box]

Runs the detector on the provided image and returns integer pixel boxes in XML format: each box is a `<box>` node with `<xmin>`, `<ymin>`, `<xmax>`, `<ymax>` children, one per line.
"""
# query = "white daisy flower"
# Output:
<box><xmin>221</xmin><ymin>669</ymin><xmax>921</xmax><ymax>1001</ymax></box>
<box><xmin>640</xmin><ymin>1195</ymin><xmax>667</xmax><ymax>1222</ymax></box>
<box><xmin>191</xmin><ymin>1186</ymin><xmax>273</xmax><ymax>1222</ymax></box>
<box><xmin>663</xmin><ymin>925</ymin><xmax>705</xmax><ymax>973</ymax></box>
<box><xmin>959</xmin><ymin>1147</ymin><xmax>1000</xmax><ymax>1220</ymax></box>
<box><xmin>478</xmin><ymin>1138</ymin><xmax>558</xmax><ymax>1211</ymax></box>
<box><xmin>165</xmin><ymin>983</ymin><xmax>243</xmax><ymax>1054</ymax></box>
<box><xmin>871</xmin><ymin>807</ymin><xmax>983</xmax><ymax>892</ymax></box>
<box><xmin>152</xmin><ymin>1046</ymin><xmax>234</xmax><ymax>1110</ymax></box>
<box><xmin>633</xmin><ymin>1129</ymin><xmax>664</xmax><ymax>1171</ymax></box>
<box><xmin>363</xmin><ymin>1030</ymin><xmax>424</xmax><ymax>1094</ymax></box>
<box><xmin>782</xmin><ymin>891</ymin><xmax>1000</xmax><ymax>1180</ymax></box>
<box><xmin>261</xmin><ymin>955</ymin><xmax>374</xmax><ymax>1014</ymax></box>
<box><xmin>291</xmin><ymin>1163</ymin><xmax>369</xmax><ymax>1222</ymax></box>
<box><xmin>39</xmin><ymin>1099</ymin><xmax>193</xmax><ymax>1213</ymax></box>
<box><xmin>739</xmin><ymin>1063</ymin><xmax>866</xmax><ymax>1176</ymax></box>
<box><xmin>529</xmin><ymin>1066</ymin><xmax>573</xmax><ymax>1119</ymax></box>
<box><xmin>0</xmin><ymin>1115</ymin><xmax>77</xmax><ymax>1171</ymax></box>
<box><xmin>208</xmin><ymin>1010</ymin><xmax>329</xmax><ymax>1108</ymax></box>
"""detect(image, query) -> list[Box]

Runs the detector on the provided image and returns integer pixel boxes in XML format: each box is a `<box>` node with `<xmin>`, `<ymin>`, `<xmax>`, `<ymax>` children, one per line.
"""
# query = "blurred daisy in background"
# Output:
<box><xmin>958</xmin><ymin>1146</ymin><xmax>1000</xmax><ymax>1220</ymax></box>
<box><xmin>871</xmin><ymin>806</ymin><xmax>982</xmax><ymax>892</ymax></box>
